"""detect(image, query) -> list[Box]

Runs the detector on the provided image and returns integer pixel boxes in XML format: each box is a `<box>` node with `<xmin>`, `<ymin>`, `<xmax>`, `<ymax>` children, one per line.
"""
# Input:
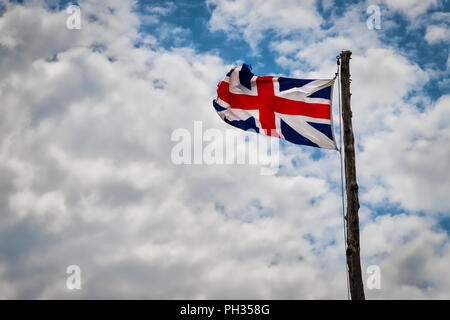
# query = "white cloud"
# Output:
<box><xmin>361</xmin><ymin>214</ymin><xmax>450</xmax><ymax>299</ymax></box>
<box><xmin>430</xmin><ymin>12</ymin><xmax>450</xmax><ymax>22</ymax></box>
<box><xmin>208</xmin><ymin>0</ymin><xmax>322</xmax><ymax>50</ymax></box>
<box><xmin>425</xmin><ymin>24</ymin><xmax>450</xmax><ymax>44</ymax></box>
<box><xmin>0</xmin><ymin>0</ymin><xmax>449</xmax><ymax>300</ymax></box>
<box><xmin>379</xmin><ymin>0</ymin><xmax>438</xmax><ymax>18</ymax></box>
<box><xmin>359</xmin><ymin>95</ymin><xmax>450</xmax><ymax>213</ymax></box>
<box><xmin>269</xmin><ymin>6</ymin><xmax>387</xmax><ymax>75</ymax></box>
<box><xmin>143</xmin><ymin>2</ymin><xmax>176</xmax><ymax>16</ymax></box>
<box><xmin>247</xmin><ymin>2</ymin><xmax>443</xmax><ymax>216</ymax></box>
<box><xmin>0</xmin><ymin>0</ymin><xmax>349</xmax><ymax>299</ymax></box>
<box><xmin>206</xmin><ymin>0</ymin><xmax>450</xmax><ymax>298</ymax></box>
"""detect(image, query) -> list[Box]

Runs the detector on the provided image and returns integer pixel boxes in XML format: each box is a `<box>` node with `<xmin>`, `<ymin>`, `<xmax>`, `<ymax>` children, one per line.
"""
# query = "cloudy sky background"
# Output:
<box><xmin>0</xmin><ymin>0</ymin><xmax>449</xmax><ymax>299</ymax></box>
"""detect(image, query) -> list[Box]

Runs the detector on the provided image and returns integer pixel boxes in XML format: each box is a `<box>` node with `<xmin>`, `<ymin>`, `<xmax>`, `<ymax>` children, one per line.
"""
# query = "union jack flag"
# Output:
<box><xmin>213</xmin><ymin>64</ymin><xmax>337</xmax><ymax>149</ymax></box>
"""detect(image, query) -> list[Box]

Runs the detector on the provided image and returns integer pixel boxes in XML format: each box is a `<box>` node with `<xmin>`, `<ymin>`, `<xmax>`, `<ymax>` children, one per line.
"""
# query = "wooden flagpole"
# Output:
<box><xmin>340</xmin><ymin>50</ymin><xmax>365</xmax><ymax>300</ymax></box>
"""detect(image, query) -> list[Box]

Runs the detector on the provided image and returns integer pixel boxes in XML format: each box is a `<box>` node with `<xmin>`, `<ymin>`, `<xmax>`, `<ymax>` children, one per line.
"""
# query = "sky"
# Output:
<box><xmin>0</xmin><ymin>0</ymin><xmax>449</xmax><ymax>299</ymax></box>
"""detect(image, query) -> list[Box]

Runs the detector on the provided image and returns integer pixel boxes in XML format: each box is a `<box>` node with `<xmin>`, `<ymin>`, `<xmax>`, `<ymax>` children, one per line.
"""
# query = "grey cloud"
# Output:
<box><xmin>0</xmin><ymin>0</ymin><xmax>449</xmax><ymax>300</ymax></box>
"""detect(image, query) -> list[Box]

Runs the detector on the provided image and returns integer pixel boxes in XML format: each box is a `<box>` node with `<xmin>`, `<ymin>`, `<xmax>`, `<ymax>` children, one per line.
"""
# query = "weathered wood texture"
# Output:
<box><xmin>340</xmin><ymin>50</ymin><xmax>365</xmax><ymax>300</ymax></box>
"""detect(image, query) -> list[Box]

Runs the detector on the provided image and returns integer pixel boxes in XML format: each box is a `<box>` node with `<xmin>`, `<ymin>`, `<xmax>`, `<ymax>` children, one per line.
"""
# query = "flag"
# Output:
<box><xmin>213</xmin><ymin>64</ymin><xmax>337</xmax><ymax>149</ymax></box>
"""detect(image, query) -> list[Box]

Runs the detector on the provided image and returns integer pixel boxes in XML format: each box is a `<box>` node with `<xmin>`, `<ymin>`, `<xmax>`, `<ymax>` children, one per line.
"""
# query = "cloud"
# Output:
<box><xmin>207</xmin><ymin>0</ymin><xmax>450</xmax><ymax>298</ymax></box>
<box><xmin>425</xmin><ymin>24</ymin><xmax>450</xmax><ymax>44</ymax></box>
<box><xmin>244</xmin><ymin>2</ymin><xmax>443</xmax><ymax>216</ymax></box>
<box><xmin>0</xmin><ymin>0</ymin><xmax>348</xmax><ymax>299</ymax></box>
<box><xmin>379</xmin><ymin>0</ymin><xmax>438</xmax><ymax>18</ymax></box>
<box><xmin>138</xmin><ymin>2</ymin><xmax>176</xmax><ymax>25</ymax></box>
<box><xmin>359</xmin><ymin>95</ymin><xmax>450</xmax><ymax>213</ymax></box>
<box><xmin>143</xmin><ymin>2</ymin><xmax>176</xmax><ymax>16</ymax></box>
<box><xmin>361</xmin><ymin>214</ymin><xmax>450</xmax><ymax>299</ymax></box>
<box><xmin>207</xmin><ymin>0</ymin><xmax>322</xmax><ymax>50</ymax></box>
<box><xmin>0</xmin><ymin>0</ymin><xmax>449</xmax><ymax>300</ymax></box>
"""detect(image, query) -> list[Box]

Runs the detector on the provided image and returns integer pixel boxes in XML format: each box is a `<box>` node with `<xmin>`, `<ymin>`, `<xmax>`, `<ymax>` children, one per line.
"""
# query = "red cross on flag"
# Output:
<box><xmin>213</xmin><ymin>64</ymin><xmax>337</xmax><ymax>149</ymax></box>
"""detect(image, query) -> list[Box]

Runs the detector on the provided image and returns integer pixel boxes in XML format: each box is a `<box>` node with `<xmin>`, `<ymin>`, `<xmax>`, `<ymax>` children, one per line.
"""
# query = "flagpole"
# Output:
<box><xmin>340</xmin><ymin>50</ymin><xmax>365</xmax><ymax>300</ymax></box>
